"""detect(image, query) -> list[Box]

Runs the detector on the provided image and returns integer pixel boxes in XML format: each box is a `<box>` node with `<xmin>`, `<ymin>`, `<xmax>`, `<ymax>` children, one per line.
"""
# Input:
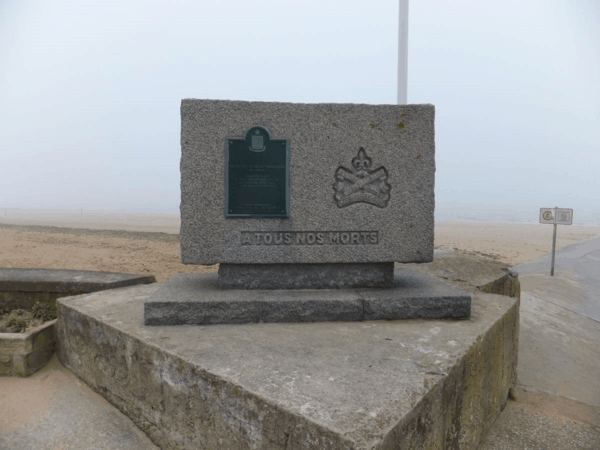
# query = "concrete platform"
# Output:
<box><xmin>144</xmin><ymin>269</ymin><xmax>471</xmax><ymax>326</ymax></box>
<box><xmin>57</xmin><ymin>262</ymin><xmax>518</xmax><ymax>449</ymax></box>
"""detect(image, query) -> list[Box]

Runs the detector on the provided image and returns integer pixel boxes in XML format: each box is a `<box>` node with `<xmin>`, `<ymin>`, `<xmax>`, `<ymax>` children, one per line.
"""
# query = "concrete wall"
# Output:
<box><xmin>56</xmin><ymin>276</ymin><xmax>518</xmax><ymax>449</ymax></box>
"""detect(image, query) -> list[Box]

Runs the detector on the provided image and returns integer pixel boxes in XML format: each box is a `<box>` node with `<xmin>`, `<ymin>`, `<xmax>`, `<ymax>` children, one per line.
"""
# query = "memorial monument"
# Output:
<box><xmin>144</xmin><ymin>99</ymin><xmax>471</xmax><ymax>325</ymax></box>
<box><xmin>56</xmin><ymin>99</ymin><xmax>518</xmax><ymax>449</ymax></box>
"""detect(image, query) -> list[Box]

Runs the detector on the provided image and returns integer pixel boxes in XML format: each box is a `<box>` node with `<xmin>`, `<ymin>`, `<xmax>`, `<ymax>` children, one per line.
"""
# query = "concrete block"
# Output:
<box><xmin>57</xmin><ymin>261</ymin><xmax>518</xmax><ymax>449</ymax></box>
<box><xmin>180</xmin><ymin>100</ymin><xmax>435</xmax><ymax>265</ymax></box>
<box><xmin>0</xmin><ymin>320</ymin><xmax>57</xmax><ymax>377</ymax></box>
<box><xmin>0</xmin><ymin>269</ymin><xmax>156</xmax><ymax>377</ymax></box>
<box><xmin>0</xmin><ymin>334</ymin><xmax>32</xmax><ymax>355</ymax></box>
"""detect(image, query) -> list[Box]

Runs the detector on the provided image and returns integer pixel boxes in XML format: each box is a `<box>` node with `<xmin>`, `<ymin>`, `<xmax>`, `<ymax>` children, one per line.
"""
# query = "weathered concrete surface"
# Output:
<box><xmin>218</xmin><ymin>263</ymin><xmax>395</xmax><ymax>290</ymax></box>
<box><xmin>0</xmin><ymin>319</ymin><xmax>56</xmax><ymax>377</ymax></box>
<box><xmin>0</xmin><ymin>268</ymin><xmax>156</xmax><ymax>314</ymax></box>
<box><xmin>144</xmin><ymin>268</ymin><xmax>471</xmax><ymax>325</ymax></box>
<box><xmin>57</xmin><ymin>260</ymin><xmax>518</xmax><ymax>449</ymax></box>
<box><xmin>413</xmin><ymin>250</ymin><xmax>520</xmax><ymax>299</ymax></box>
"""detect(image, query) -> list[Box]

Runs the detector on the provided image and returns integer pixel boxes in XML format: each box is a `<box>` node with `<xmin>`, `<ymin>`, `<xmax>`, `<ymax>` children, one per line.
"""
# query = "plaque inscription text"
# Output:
<box><xmin>241</xmin><ymin>231</ymin><xmax>380</xmax><ymax>245</ymax></box>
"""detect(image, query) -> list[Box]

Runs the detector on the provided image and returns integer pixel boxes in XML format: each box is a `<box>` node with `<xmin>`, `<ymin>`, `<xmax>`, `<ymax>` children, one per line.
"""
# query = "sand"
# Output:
<box><xmin>1</xmin><ymin>213</ymin><xmax>599</xmax><ymax>281</ymax></box>
<box><xmin>434</xmin><ymin>221</ymin><xmax>600</xmax><ymax>266</ymax></box>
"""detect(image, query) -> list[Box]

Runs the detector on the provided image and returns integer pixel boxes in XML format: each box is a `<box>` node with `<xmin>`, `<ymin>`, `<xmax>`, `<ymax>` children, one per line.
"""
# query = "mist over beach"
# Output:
<box><xmin>1</xmin><ymin>1</ymin><xmax>599</xmax><ymax>225</ymax></box>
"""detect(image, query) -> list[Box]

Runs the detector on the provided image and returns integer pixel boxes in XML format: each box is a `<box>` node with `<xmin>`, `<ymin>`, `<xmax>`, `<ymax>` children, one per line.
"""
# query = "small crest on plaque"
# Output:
<box><xmin>333</xmin><ymin>147</ymin><xmax>391</xmax><ymax>208</ymax></box>
<box><xmin>250</xmin><ymin>129</ymin><xmax>265</xmax><ymax>152</ymax></box>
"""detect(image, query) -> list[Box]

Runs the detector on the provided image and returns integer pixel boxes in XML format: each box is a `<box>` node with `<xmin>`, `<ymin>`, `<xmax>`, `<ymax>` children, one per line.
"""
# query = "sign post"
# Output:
<box><xmin>539</xmin><ymin>207</ymin><xmax>573</xmax><ymax>276</ymax></box>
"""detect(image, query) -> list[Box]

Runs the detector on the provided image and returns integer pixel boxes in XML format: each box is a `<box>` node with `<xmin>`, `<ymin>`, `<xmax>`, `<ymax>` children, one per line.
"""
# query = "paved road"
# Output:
<box><xmin>514</xmin><ymin>236</ymin><xmax>600</xmax><ymax>407</ymax></box>
<box><xmin>480</xmin><ymin>236</ymin><xmax>600</xmax><ymax>449</ymax></box>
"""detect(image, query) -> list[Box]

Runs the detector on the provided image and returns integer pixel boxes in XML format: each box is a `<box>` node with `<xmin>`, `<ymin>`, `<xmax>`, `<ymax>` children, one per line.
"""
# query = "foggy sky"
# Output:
<box><xmin>1</xmin><ymin>0</ymin><xmax>599</xmax><ymax>222</ymax></box>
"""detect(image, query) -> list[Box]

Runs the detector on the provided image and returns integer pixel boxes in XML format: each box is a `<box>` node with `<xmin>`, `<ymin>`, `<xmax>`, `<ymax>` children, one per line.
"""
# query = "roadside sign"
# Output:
<box><xmin>539</xmin><ymin>208</ymin><xmax>573</xmax><ymax>225</ymax></box>
<box><xmin>539</xmin><ymin>207</ymin><xmax>574</xmax><ymax>276</ymax></box>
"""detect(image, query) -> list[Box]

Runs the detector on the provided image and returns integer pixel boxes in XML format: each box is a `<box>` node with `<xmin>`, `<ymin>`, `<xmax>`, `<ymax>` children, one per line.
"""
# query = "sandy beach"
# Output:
<box><xmin>1</xmin><ymin>211</ymin><xmax>599</xmax><ymax>282</ymax></box>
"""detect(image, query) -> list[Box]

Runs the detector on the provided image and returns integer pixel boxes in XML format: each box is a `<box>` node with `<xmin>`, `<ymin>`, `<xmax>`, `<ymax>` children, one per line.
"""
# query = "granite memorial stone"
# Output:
<box><xmin>180</xmin><ymin>100</ymin><xmax>435</xmax><ymax>266</ymax></box>
<box><xmin>144</xmin><ymin>99</ymin><xmax>470</xmax><ymax>324</ymax></box>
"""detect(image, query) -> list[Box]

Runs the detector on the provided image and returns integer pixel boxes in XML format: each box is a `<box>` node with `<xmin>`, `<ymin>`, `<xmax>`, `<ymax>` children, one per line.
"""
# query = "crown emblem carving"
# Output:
<box><xmin>333</xmin><ymin>147</ymin><xmax>391</xmax><ymax>208</ymax></box>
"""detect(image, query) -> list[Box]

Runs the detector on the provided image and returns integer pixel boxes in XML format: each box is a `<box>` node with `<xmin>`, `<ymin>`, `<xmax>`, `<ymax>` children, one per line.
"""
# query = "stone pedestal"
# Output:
<box><xmin>218</xmin><ymin>262</ymin><xmax>395</xmax><ymax>290</ymax></box>
<box><xmin>144</xmin><ymin>269</ymin><xmax>471</xmax><ymax>326</ymax></box>
<box><xmin>57</xmin><ymin>257</ymin><xmax>519</xmax><ymax>450</ymax></box>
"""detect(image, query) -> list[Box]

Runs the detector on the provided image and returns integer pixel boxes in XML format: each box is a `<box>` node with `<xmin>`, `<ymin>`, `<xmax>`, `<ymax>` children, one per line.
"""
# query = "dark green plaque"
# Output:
<box><xmin>225</xmin><ymin>126</ymin><xmax>290</xmax><ymax>218</ymax></box>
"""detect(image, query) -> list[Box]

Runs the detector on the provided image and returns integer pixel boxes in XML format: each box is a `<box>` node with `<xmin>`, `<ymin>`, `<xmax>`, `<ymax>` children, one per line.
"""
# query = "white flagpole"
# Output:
<box><xmin>397</xmin><ymin>0</ymin><xmax>409</xmax><ymax>105</ymax></box>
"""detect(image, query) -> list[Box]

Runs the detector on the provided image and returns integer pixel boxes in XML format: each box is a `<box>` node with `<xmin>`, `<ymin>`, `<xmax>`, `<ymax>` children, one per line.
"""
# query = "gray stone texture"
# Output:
<box><xmin>180</xmin><ymin>100</ymin><xmax>435</xmax><ymax>265</ymax></box>
<box><xmin>143</xmin><ymin>269</ymin><xmax>470</xmax><ymax>325</ymax></box>
<box><xmin>57</xmin><ymin>258</ymin><xmax>518</xmax><ymax>449</ymax></box>
<box><xmin>218</xmin><ymin>262</ymin><xmax>395</xmax><ymax>289</ymax></box>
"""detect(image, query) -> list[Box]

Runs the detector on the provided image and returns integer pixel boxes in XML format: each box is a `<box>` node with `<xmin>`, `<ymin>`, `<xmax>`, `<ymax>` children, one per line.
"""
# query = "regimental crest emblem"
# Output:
<box><xmin>333</xmin><ymin>147</ymin><xmax>391</xmax><ymax>208</ymax></box>
<box><xmin>250</xmin><ymin>129</ymin><xmax>265</xmax><ymax>152</ymax></box>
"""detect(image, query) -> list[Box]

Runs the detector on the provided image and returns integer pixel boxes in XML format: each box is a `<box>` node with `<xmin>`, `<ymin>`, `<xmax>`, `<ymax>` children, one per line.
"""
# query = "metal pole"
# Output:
<box><xmin>397</xmin><ymin>0</ymin><xmax>409</xmax><ymax>105</ymax></box>
<box><xmin>550</xmin><ymin>207</ymin><xmax>558</xmax><ymax>276</ymax></box>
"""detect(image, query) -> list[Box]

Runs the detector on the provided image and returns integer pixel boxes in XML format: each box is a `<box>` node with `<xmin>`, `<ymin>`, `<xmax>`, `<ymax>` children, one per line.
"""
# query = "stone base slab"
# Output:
<box><xmin>57</xmin><ymin>262</ymin><xmax>518</xmax><ymax>449</ymax></box>
<box><xmin>143</xmin><ymin>269</ymin><xmax>471</xmax><ymax>326</ymax></box>
<box><xmin>218</xmin><ymin>262</ymin><xmax>395</xmax><ymax>289</ymax></box>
